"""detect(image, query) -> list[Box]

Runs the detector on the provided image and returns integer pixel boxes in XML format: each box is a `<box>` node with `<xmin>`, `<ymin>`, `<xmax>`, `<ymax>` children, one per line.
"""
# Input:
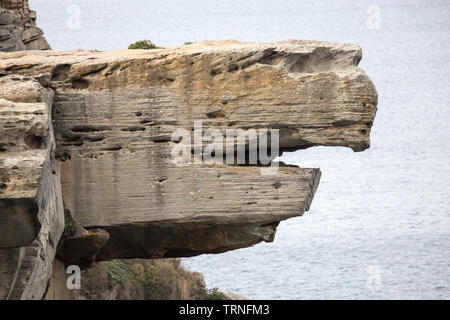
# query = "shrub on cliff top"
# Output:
<box><xmin>128</xmin><ymin>40</ymin><xmax>160</xmax><ymax>49</ymax></box>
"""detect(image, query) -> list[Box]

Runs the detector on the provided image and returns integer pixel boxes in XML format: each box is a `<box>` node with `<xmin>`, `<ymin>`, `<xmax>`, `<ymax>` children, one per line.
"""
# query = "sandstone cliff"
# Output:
<box><xmin>0</xmin><ymin>40</ymin><xmax>377</xmax><ymax>299</ymax></box>
<box><xmin>0</xmin><ymin>0</ymin><xmax>380</xmax><ymax>296</ymax></box>
<box><xmin>0</xmin><ymin>0</ymin><xmax>50</xmax><ymax>51</ymax></box>
<box><xmin>0</xmin><ymin>74</ymin><xmax>64</xmax><ymax>299</ymax></box>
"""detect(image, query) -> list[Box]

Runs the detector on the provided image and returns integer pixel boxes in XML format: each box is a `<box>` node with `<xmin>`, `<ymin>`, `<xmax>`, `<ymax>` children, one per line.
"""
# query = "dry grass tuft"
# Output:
<box><xmin>73</xmin><ymin>258</ymin><xmax>225</xmax><ymax>300</ymax></box>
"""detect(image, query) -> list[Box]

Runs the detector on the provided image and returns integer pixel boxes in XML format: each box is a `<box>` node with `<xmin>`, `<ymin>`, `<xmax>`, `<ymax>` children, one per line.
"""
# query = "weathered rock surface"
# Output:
<box><xmin>0</xmin><ymin>75</ymin><xmax>64</xmax><ymax>299</ymax></box>
<box><xmin>0</xmin><ymin>0</ymin><xmax>50</xmax><ymax>52</ymax></box>
<box><xmin>0</xmin><ymin>40</ymin><xmax>376</xmax><ymax>150</ymax></box>
<box><xmin>0</xmin><ymin>40</ymin><xmax>377</xmax><ymax>261</ymax></box>
<box><xmin>0</xmin><ymin>40</ymin><xmax>377</xmax><ymax>299</ymax></box>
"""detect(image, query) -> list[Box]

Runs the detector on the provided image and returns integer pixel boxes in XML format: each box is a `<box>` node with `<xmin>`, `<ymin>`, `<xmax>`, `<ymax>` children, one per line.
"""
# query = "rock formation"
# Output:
<box><xmin>0</xmin><ymin>2</ymin><xmax>378</xmax><ymax>300</ymax></box>
<box><xmin>0</xmin><ymin>0</ymin><xmax>50</xmax><ymax>51</ymax></box>
<box><xmin>0</xmin><ymin>74</ymin><xmax>64</xmax><ymax>299</ymax></box>
<box><xmin>0</xmin><ymin>40</ymin><xmax>377</xmax><ymax>299</ymax></box>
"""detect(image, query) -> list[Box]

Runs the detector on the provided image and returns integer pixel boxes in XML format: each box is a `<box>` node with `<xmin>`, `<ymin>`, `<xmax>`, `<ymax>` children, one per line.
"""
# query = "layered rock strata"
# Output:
<box><xmin>0</xmin><ymin>74</ymin><xmax>64</xmax><ymax>299</ymax></box>
<box><xmin>0</xmin><ymin>0</ymin><xmax>50</xmax><ymax>52</ymax></box>
<box><xmin>0</xmin><ymin>40</ymin><xmax>377</xmax><ymax>299</ymax></box>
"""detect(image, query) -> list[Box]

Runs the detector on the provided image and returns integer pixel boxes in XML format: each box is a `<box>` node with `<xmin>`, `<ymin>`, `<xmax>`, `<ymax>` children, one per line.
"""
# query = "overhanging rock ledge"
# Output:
<box><xmin>0</xmin><ymin>39</ymin><xmax>377</xmax><ymax>299</ymax></box>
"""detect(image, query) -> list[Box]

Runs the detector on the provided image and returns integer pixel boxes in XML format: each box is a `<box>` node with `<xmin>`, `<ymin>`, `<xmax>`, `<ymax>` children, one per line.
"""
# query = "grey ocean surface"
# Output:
<box><xmin>30</xmin><ymin>0</ymin><xmax>450</xmax><ymax>299</ymax></box>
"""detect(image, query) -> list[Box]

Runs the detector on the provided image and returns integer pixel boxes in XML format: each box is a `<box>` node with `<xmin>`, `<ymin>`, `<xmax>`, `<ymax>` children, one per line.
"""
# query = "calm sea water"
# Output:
<box><xmin>30</xmin><ymin>0</ymin><xmax>450</xmax><ymax>299</ymax></box>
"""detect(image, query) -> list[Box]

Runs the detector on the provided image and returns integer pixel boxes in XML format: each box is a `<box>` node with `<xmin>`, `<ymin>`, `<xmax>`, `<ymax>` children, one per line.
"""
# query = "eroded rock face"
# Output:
<box><xmin>0</xmin><ymin>40</ymin><xmax>377</xmax><ymax>267</ymax></box>
<box><xmin>0</xmin><ymin>0</ymin><xmax>50</xmax><ymax>52</ymax></box>
<box><xmin>0</xmin><ymin>75</ymin><xmax>64</xmax><ymax>299</ymax></box>
<box><xmin>0</xmin><ymin>40</ymin><xmax>377</xmax><ymax>299</ymax></box>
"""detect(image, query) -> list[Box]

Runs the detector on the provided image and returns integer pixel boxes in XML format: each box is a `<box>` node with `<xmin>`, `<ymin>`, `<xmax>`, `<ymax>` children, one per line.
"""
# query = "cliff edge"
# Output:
<box><xmin>0</xmin><ymin>1</ymin><xmax>377</xmax><ymax>300</ymax></box>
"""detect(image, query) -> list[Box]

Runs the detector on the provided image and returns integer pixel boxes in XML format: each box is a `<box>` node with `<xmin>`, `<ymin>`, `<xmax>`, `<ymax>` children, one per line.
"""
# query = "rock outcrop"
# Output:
<box><xmin>0</xmin><ymin>0</ymin><xmax>50</xmax><ymax>52</ymax></box>
<box><xmin>0</xmin><ymin>40</ymin><xmax>377</xmax><ymax>299</ymax></box>
<box><xmin>0</xmin><ymin>74</ymin><xmax>64</xmax><ymax>299</ymax></box>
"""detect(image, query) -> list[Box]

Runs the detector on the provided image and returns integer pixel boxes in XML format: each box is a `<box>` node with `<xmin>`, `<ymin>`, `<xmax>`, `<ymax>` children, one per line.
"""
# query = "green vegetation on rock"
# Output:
<box><xmin>75</xmin><ymin>258</ymin><xmax>226</xmax><ymax>300</ymax></box>
<box><xmin>63</xmin><ymin>207</ymin><xmax>77</xmax><ymax>237</ymax></box>
<box><xmin>128</xmin><ymin>40</ymin><xmax>160</xmax><ymax>49</ymax></box>
<box><xmin>198</xmin><ymin>287</ymin><xmax>225</xmax><ymax>300</ymax></box>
